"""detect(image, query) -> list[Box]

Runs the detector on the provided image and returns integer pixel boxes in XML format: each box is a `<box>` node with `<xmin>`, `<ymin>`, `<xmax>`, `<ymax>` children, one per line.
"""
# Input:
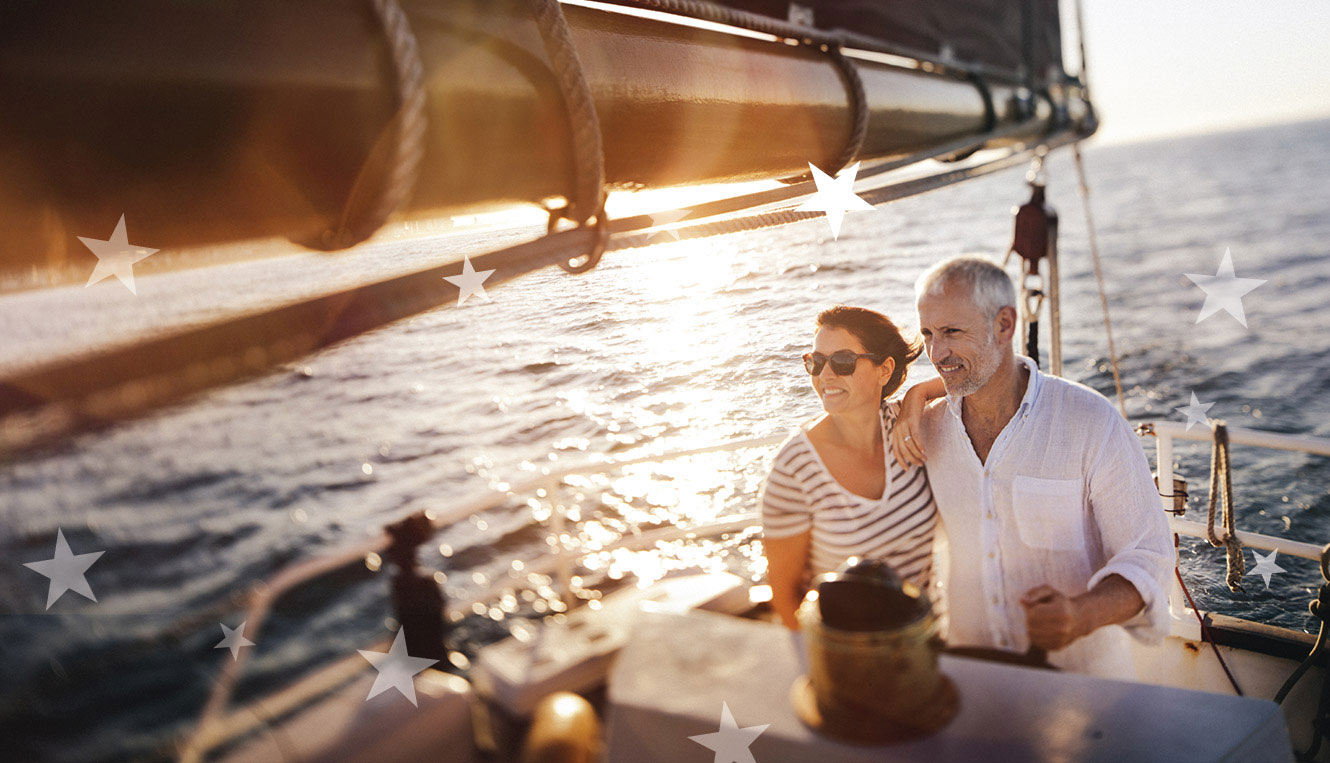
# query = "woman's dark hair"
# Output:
<box><xmin>815</xmin><ymin>305</ymin><xmax>924</xmax><ymax>400</ymax></box>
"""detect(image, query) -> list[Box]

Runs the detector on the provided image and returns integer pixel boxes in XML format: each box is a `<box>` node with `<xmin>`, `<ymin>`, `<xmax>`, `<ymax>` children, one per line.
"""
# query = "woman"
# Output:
<box><xmin>760</xmin><ymin>305</ymin><xmax>943</xmax><ymax>629</ymax></box>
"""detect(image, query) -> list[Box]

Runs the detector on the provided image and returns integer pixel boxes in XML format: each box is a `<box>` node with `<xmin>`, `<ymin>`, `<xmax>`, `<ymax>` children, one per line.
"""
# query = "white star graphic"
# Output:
<box><xmin>442</xmin><ymin>254</ymin><xmax>494</xmax><ymax>306</ymax></box>
<box><xmin>794</xmin><ymin>161</ymin><xmax>874</xmax><ymax>240</ymax></box>
<box><xmin>358</xmin><ymin>629</ymin><xmax>438</xmax><ymax>706</ymax></box>
<box><xmin>214</xmin><ymin>621</ymin><xmax>256</xmax><ymax>661</ymax></box>
<box><xmin>1174</xmin><ymin>391</ymin><xmax>1215</xmax><ymax>432</ymax></box>
<box><xmin>1184</xmin><ymin>248</ymin><xmax>1266</xmax><ymax>328</ymax></box>
<box><xmin>1247</xmin><ymin>549</ymin><xmax>1286</xmax><ymax>589</ymax></box>
<box><xmin>23</xmin><ymin>529</ymin><xmax>105</xmax><ymax>610</ymax></box>
<box><xmin>647</xmin><ymin>208</ymin><xmax>690</xmax><ymax>242</ymax></box>
<box><xmin>687</xmin><ymin>702</ymin><xmax>769</xmax><ymax>763</ymax></box>
<box><xmin>79</xmin><ymin>215</ymin><xmax>159</xmax><ymax>295</ymax></box>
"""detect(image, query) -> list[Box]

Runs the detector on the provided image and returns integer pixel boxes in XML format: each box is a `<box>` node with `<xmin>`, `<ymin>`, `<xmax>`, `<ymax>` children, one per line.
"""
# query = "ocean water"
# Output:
<box><xmin>3</xmin><ymin>117</ymin><xmax>1330</xmax><ymax>761</ymax></box>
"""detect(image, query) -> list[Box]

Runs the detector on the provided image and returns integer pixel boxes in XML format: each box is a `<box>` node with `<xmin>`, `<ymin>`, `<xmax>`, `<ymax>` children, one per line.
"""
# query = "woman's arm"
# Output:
<box><xmin>765</xmin><ymin>532</ymin><xmax>812</xmax><ymax>629</ymax></box>
<box><xmin>890</xmin><ymin>377</ymin><xmax>947</xmax><ymax>467</ymax></box>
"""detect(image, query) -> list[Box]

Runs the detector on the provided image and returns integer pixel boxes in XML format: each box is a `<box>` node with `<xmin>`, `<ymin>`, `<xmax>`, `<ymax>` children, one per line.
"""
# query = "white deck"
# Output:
<box><xmin>606</xmin><ymin>608</ymin><xmax>1294</xmax><ymax>762</ymax></box>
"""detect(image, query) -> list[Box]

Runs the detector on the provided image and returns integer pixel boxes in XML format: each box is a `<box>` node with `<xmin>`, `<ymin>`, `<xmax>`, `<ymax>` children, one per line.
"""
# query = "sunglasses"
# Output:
<box><xmin>802</xmin><ymin>351</ymin><xmax>887</xmax><ymax>376</ymax></box>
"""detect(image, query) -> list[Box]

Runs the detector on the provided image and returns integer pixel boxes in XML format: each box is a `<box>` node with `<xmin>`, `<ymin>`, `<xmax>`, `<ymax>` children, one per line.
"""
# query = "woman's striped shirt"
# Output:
<box><xmin>760</xmin><ymin>397</ymin><xmax>937</xmax><ymax>589</ymax></box>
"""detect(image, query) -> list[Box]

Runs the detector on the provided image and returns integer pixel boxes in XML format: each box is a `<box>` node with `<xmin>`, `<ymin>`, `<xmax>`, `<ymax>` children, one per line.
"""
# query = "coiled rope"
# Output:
<box><xmin>526</xmin><ymin>0</ymin><xmax>610</xmax><ymax>273</ymax></box>
<box><xmin>826</xmin><ymin>47</ymin><xmax>868</xmax><ymax>176</ymax></box>
<box><xmin>1204</xmin><ymin>421</ymin><xmax>1247</xmax><ymax>593</ymax></box>
<box><xmin>777</xmin><ymin>43</ymin><xmax>868</xmax><ymax>184</ymax></box>
<box><xmin>314</xmin><ymin>0</ymin><xmax>427</xmax><ymax>250</ymax></box>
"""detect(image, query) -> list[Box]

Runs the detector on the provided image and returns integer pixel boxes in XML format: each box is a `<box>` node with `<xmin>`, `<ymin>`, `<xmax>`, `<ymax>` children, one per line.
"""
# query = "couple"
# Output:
<box><xmin>760</xmin><ymin>256</ymin><xmax>1175</xmax><ymax>679</ymax></box>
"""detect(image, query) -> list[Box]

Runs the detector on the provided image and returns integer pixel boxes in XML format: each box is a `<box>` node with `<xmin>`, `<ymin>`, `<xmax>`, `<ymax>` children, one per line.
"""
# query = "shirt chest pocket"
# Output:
<box><xmin>1011</xmin><ymin>475</ymin><xmax>1086</xmax><ymax>552</ymax></box>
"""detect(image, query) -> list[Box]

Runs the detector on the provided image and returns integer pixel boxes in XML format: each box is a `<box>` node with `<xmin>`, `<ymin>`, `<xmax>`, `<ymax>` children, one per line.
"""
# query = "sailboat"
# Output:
<box><xmin>2</xmin><ymin>1</ymin><xmax>1327</xmax><ymax>761</ymax></box>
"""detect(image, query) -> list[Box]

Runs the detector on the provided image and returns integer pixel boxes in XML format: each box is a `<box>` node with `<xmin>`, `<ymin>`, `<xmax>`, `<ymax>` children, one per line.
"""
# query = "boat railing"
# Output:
<box><xmin>460</xmin><ymin>418</ymin><xmax>1330</xmax><ymax>630</ymax></box>
<box><xmin>500</xmin><ymin>419</ymin><xmax>1330</xmax><ymax>641</ymax></box>
<box><xmin>224</xmin><ymin>415</ymin><xmax>1330</xmax><ymax>628</ymax></box>
<box><xmin>1147</xmin><ymin>420</ymin><xmax>1330</xmax><ymax>631</ymax></box>
<box><xmin>512</xmin><ymin>419</ymin><xmax>1330</xmax><ymax>620</ymax></box>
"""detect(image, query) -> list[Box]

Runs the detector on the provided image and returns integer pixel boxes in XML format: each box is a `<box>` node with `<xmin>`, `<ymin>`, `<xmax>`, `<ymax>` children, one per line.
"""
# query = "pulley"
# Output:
<box><xmin>1005</xmin><ymin>156</ymin><xmax>1061</xmax><ymax>373</ymax></box>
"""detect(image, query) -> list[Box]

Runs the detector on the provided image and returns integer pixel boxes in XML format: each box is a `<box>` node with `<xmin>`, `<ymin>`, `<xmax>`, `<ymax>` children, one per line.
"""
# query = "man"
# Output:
<box><xmin>911</xmin><ymin>256</ymin><xmax>1174</xmax><ymax>678</ymax></box>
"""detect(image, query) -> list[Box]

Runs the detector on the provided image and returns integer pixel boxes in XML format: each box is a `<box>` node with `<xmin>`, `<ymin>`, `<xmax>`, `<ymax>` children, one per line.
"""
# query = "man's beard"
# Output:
<box><xmin>947</xmin><ymin>331</ymin><xmax>1002</xmax><ymax>397</ymax></box>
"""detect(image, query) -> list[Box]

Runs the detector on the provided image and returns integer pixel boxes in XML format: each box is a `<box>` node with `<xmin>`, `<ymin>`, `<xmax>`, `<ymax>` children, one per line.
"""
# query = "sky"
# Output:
<box><xmin>1076</xmin><ymin>0</ymin><xmax>1330</xmax><ymax>144</ymax></box>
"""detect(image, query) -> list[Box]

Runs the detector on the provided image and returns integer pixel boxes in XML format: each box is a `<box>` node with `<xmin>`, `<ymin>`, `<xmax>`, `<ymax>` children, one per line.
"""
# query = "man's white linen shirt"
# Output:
<box><xmin>920</xmin><ymin>354</ymin><xmax>1175</xmax><ymax>679</ymax></box>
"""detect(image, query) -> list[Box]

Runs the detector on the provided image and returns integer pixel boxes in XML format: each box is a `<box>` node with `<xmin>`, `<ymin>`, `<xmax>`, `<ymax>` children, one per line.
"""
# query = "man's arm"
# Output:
<box><xmin>1021</xmin><ymin>575</ymin><xmax>1144</xmax><ymax>651</ymax></box>
<box><xmin>891</xmin><ymin>377</ymin><xmax>947</xmax><ymax>467</ymax></box>
<box><xmin>1023</xmin><ymin>408</ymin><xmax>1175</xmax><ymax>650</ymax></box>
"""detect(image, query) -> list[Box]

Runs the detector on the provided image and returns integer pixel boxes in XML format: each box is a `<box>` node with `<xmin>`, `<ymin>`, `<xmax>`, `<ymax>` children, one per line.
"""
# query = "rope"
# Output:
<box><xmin>828</xmin><ymin>47</ymin><xmax>868</xmax><ymax>175</ymax></box>
<box><xmin>1072</xmin><ymin>145</ymin><xmax>1126</xmax><ymax>417</ymax></box>
<box><xmin>778</xmin><ymin>43</ymin><xmax>868</xmax><ymax>183</ymax></box>
<box><xmin>315</xmin><ymin>0</ymin><xmax>426</xmax><ymax>250</ymax></box>
<box><xmin>1175</xmin><ymin>569</ymin><xmax>1245</xmax><ymax>695</ymax></box>
<box><xmin>526</xmin><ymin>0</ymin><xmax>606</xmax><ymax>232</ymax></box>
<box><xmin>1204</xmin><ymin>421</ymin><xmax>1246</xmax><ymax>593</ymax></box>
<box><xmin>1048</xmin><ymin>231</ymin><xmax>1062</xmax><ymax>375</ymax></box>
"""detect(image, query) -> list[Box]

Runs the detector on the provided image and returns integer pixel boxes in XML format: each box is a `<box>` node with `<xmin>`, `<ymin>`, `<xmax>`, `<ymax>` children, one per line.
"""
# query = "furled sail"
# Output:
<box><xmin>0</xmin><ymin>0</ymin><xmax>1087</xmax><ymax>277</ymax></box>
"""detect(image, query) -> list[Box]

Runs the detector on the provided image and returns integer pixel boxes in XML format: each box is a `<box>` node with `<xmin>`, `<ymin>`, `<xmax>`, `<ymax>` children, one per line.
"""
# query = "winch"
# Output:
<box><xmin>790</xmin><ymin>558</ymin><xmax>959</xmax><ymax>743</ymax></box>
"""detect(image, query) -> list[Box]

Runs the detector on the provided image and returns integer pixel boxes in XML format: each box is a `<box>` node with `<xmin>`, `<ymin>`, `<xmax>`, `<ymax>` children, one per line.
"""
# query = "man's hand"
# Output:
<box><xmin>1020</xmin><ymin>585</ymin><xmax>1087</xmax><ymax>651</ymax></box>
<box><xmin>891</xmin><ymin>389</ymin><xmax>928</xmax><ymax>467</ymax></box>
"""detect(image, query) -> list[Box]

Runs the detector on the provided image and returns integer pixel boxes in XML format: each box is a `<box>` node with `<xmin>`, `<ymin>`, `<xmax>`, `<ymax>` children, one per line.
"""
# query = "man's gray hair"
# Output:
<box><xmin>914</xmin><ymin>256</ymin><xmax>1016</xmax><ymax>319</ymax></box>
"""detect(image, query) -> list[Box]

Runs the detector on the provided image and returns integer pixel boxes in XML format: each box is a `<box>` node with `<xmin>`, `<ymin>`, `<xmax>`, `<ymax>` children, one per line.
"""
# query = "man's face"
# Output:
<box><xmin>917</xmin><ymin>284</ymin><xmax>1003</xmax><ymax>397</ymax></box>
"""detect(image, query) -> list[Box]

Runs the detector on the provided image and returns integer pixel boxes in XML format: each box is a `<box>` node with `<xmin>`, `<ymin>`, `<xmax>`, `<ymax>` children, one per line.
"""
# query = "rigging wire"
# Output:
<box><xmin>599</xmin><ymin>0</ymin><xmax>1021</xmax><ymax>84</ymax></box>
<box><xmin>1072</xmin><ymin>145</ymin><xmax>1126</xmax><ymax>417</ymax></box>
<box><xmin>1172</xmin><ymin>560</ymin><xmax>1244</xmax><ymax>697</ymax></box>
<box><xmin>620</xmin><ymin>117</ymin><xmax>1042</xmax><ymax>231</ymax></box>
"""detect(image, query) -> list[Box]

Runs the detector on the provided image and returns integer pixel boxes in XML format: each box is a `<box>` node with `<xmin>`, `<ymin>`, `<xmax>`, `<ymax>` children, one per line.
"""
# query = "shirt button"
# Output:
<box><xmin>991</xmin><ymin>595</ymin><xmax>999</xmax><ymax>605</ymax></box>
<box><xmin>986</xmin><ymin>511</ymin><xmax>995</xmax><ymax>519</ymax></box>
<box><xmin>987</xmin><ymin>551</ymin><xmax>995</xmax><ymax>559</ymax></box>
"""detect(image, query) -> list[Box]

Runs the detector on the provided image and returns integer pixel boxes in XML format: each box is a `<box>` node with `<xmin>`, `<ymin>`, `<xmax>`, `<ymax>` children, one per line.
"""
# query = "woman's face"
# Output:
<box><xmin>810</xmin><ymin>326</ymin><xmax>894</xmax><ymax>414</ymax></box>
